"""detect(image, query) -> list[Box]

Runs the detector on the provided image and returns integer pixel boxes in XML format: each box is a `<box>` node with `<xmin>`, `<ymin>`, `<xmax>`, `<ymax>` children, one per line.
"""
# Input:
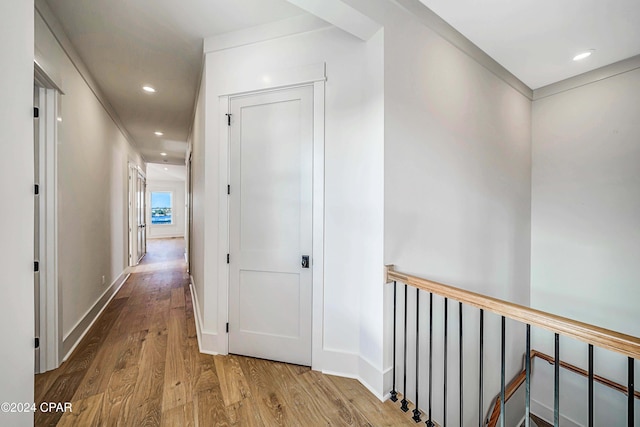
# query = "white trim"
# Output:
<box><xmin>393</xmin><ymin>0</ymin><xmax>533</xmax><ymax>100</ymax></box>
<box><xmin>319</xmin><ymin>349</ymin><xmax>390</xmax><ymax>401</ymax></box>
<box><xmin>189</xmin><ymin>278</ymin><xmax>219</xmax><ymax>355</ymax></box>
<box><xmin>204</xmin><ymin>14</ymin><xmax>330</xmax><ymax>53</ymax></box>
<box><xmin>61</xmin><ymin>271</ymin><xmax>130</xmax><ymax>360</ymax></box>
<box><xmin>34</xmin><ymin>60</ymin><xmax>63</xmax><ymax>94</ymax></box>
<box><xmin>285</xmin><ymin>0</ymin><xmax>382</xmax><ymax>41</ymax></box>
<box><xmin>218</xmin><ymin>70</ymin><xmax>326</xmax><ymax>365</ymax></box>
<box><xmin>217</xmin><ymin>96</ymin><xmax>231</xmax><ymax>355</ymax></box>
<box><xmin>311</xmin><ymin>80</ymin><xmax>326</xmax><ymax>372</ymax></box>
<box><xmin>128</xmin><ymin>163</ymin><xmax>147</xmax><ymax>267</ymax></box>
<box><xmin>214</xmin><ymin>63</ymin><xmax>326</xmax><ymax>100</ymax></box>
<box><xmin>35</xmin><ymin>85</ymin><xmax>61</xmax><ymax>373</ymax></box>
<box><xmin>34</xmin><ymin>0</ymin><xmax>143</xmax><ymax>160</ymax></box>
<box><xmin>320</xmin><ymin>348</ymin><xmax>359</xmax><ymax>377</ymax></box>
<box><xmin>533</xmin><ymin>54</ymin><xmax>640</xmax><ymax>100</ymax></box>
<box><xmin>530</xmin><ymin>399</ymin><xmax>583</xmax><ymax>427</ymax></box>
<box><xmin>358</xmin><ymin>354</ymin><xmax>391</xmax><ymax>401</ymax></box>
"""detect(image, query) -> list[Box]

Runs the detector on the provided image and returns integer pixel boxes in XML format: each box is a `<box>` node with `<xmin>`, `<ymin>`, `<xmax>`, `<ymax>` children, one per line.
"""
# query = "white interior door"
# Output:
<box><xmin>128</xmin><ymin>166</ymin><xmax>146</xmax><ymax>266</ymax></box>
<box><xmin>136</xmin><ymin>172</ymin><xmax>146</xmax><ymax>262</ymax></box>
<box><xmin>33</xmin><ymin>85</ymin><xmax>41</xmax><ymax>373</ymax></box>
<box><xmin>228</xmin><ymin>85</ymin><xmax>313</xmax><ymax>366</ymax></box>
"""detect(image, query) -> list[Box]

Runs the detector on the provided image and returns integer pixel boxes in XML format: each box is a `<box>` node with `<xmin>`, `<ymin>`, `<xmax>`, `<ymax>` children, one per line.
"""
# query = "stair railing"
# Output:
<box><xmin>386</xmin><ymin>265</ymin><xmax>640</xmax><ymax>427</ymax></box>
<box><xmin>486</xmin><ymin>350</ymin><xmax>640</xmax><ymax>427</ymax></box>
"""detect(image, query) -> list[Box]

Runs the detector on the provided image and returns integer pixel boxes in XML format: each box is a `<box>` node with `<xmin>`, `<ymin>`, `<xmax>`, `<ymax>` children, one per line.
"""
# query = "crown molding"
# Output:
<box><xmin>34</xmin><ymin>0</ymin><xmax>144</xmax><ymax>161</ymax></box>
<box><xmin>533</xmin><ymin>54</ymin><xmax>640</xmax><ymax>100</ymax></box>
<box><xmin>392</xmin><ymin>0</ymin><xmax>533</xmax><ymax>100</ymax></box>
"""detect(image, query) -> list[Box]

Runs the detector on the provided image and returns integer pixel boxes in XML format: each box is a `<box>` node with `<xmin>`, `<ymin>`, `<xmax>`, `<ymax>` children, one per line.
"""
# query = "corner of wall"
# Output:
<box><xmin>189</xmin><ymin>277</ymin><xmax>224</xmax><ymax>355</ymax></box>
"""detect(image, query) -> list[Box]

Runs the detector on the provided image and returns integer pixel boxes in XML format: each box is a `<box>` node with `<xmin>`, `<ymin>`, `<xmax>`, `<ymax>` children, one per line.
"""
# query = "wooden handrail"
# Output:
<box><xmin>385</xmin><ymin>266</ymin><xmax>640</xmax><ymax>359</ymax></box>
<box><xmin>531</xmin><ymin>350</ymin><xmax>640</xmax><ymax>399</ymax></box>
<box><xmin>486</xmin><ymin>350</ymin><xmax>640</xmax><ymax>427</ymax></box>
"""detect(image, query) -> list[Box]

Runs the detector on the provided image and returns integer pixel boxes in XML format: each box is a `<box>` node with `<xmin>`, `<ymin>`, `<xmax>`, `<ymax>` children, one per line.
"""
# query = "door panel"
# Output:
<box><xmin>34</xmin><ymin>85</ymin><xmax>41</xmax><ymax>373</ymax></box>
<box><xmin>229</xmin><ymin>86</ymin><xmax>313</xmax><ymax>366</ymax></box>
<box><xmin>136</xmin><ymin>172</ymin><xmax>146</xmax><ymax>262</ymax></box>
<box><xmin>128</xmin><ymin>167</ymin><xmax>146</xmax><ymax>266</ymax></box>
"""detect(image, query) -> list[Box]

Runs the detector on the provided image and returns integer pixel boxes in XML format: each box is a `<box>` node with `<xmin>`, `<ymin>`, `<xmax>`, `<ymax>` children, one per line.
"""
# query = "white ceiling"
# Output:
<box><xmin>419</xmin><ymin>0</ymin><xmax>640</xmax><ymax>89</ymax></box>
<box><xmin>44</xmin><ymin>0</ymin><xmax>640</xmax><ymax>166</ymax></box>
<box><xmin>44</xmin><ymin>0</ymin><xmax>306</xmax><ymax>165</ymax></box>
<box><xmin>146</xmin><ymin>163</ymin><xmax>186</xmax><ymax>181</ymax></box>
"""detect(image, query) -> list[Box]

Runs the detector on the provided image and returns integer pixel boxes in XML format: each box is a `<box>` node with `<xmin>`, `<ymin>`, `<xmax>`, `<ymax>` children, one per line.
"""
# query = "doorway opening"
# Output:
<box><xmin>128</xmin><ymin>164</ymin><xmax>147</xmax><ymax>266</ymax></box>
<box><xmin>33</xmin><ymin>62</ymin><xmax>62</xmax><ymax>373</ymax></box>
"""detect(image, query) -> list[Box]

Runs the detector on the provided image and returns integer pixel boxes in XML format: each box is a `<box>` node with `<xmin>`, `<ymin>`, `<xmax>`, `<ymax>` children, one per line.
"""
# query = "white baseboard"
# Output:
<box><xmin>148</xmin><ymin>234</ymin><xmax>184</xmax><ymax>239</ymax></box>
<box><xmin>188</xmin><ymin>277</ymin><xmax>387</xmax><ymax>401</ymax></box>
<box><xmin>319</xmin><ymin>348</ymin><xmax>359</xmax><ymax>376</ymax></box>
<box><xmin>189</xmin><ymin>278</ymin><xmax>220</xmax><ymax>355</ymax></box>
<box><xmin>319</xmin><ymin>348</ymin><xmax>388</xmax><ymax>401</ymax></box>
<box><xmin>62</xmin><ymin>270</ymin><xmax>130</xmax><ymax>360</ymax></box>
<box><xmin>531</xmin><ymin>399</ymin><xmax>583</xmax><ymax>427</ymax></box>
<box><xmin>359</xmin><ymin>355</ymin><xmax>391</xmax><ymax>401</ymax></box>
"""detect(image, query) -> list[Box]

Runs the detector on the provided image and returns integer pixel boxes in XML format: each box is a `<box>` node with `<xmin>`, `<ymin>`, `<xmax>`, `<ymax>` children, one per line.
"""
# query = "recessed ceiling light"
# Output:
<box><xmin>573</xmin><ymin>50</ymin><xmax>594</xmax><ymax>61</ymax></box>
<box><xmin>154</xmin><ymin>131</ymin><xmax>163</xmax><ymax>136</ymax></box>
<box><xmin>142</xmin><ymin>85</ymin><xmax>156</xmax><ymax>93</ymax></box>
<box><xmin>160</xmin><ymin>152</ymin><xmax>167</xmax><ymax>156</ymax></box>
<box><xmin>56</xmin><ymin>117</ymin><xmax>62</xmax><ymax>122</ymax></box>
<box><xmin>164</xmin><ymin>167</ymin><xmax>169</xmax><ymax>171</ymax></box>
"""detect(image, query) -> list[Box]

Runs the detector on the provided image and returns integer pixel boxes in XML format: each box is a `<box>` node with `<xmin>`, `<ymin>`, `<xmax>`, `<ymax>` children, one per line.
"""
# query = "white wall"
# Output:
<box><xmin>0</xmin><ymin>1</ymin><xmax>35</xmax><ymax>425</ymax></box>
<box><xmin>340</xmin><ymin>0</ymin><xmax>533</xmax><ymax>423</ymax></box>
<box><xmin>191</xmin><ymin>24</ymin><xmax>386</xmax><ymax>391</ymax></box>
<box><xmin>35</xmin><ymin>9</ymin><xmax>144</xmax><ymax>355</ymax></box>
<box><xmin>190</xmin><ymin>1</ymin><xmax>533</xmax><ymax>411</ymax></box>
<box><xmin>189</xmin><ymin>66</ymin><xmax>206</xmax><ymax>320</ymax></box>
<box><xmin>531</xmin><ymin>67</ymin><xmax>640</xmax><ymax>426</ymax></box>
<box><xmin>381</xmin><ymin>0</ymin><xmax>532</xmax><ymax>422</ymax></box>
<box><xmin>148</xmin><ymin>179</ymin><xmax>186</xmax><ymax>239</ymax></box>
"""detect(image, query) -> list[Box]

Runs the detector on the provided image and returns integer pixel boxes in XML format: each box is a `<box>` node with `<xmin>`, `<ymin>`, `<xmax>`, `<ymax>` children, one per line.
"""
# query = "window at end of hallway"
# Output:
<box><xmin>151</xmin><ymin>191</ymin><xmax>173</xmax><ymax>225</ymax></box>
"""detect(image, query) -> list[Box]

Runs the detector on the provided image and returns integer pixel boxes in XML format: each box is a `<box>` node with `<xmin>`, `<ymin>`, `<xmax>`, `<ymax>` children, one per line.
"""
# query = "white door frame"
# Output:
<box><xmin>34</xmin><ymin>67</ymin><xmax>62</xmax><ymax>373</ymax></box>
<box><xmin>218</xmin><ymin>68</ymin><xmax>326</xmax><ymax>369</ymax></box>
<box><xmin>128</xmin><ymin>163</ymin><xmax>146</xmax><ymax>266</ymax></box>
<box><xmin>185</xmin><ymin>150</ymin><xmax>193</xmax><ymax>271</ymax></box>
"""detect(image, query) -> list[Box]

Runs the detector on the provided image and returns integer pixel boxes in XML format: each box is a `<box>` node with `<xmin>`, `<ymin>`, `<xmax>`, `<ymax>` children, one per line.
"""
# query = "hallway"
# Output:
<box><xmin>34</xmin><ymin>238</ymin><xmax>415</xmax><ymax>426</ymax></box>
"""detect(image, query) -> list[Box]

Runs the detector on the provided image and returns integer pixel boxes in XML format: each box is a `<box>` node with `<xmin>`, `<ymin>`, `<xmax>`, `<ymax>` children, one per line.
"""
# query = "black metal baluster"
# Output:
<box><xmin>444</xmin><ymin>298</ymin><xmax>448</xmax><ymax>427</ymax></box>
<box><xmin>413</xmin><ymin>289</ymin><xmax>422</xmax><ymax>422</ymax></box>
<box><xmin>588</xmin><ymin>344</ymin><xmax>593</xmax><ymax>427</ymax></box>
<box><xmin>401</xmin><ymin>284</ymin><xmax>410</xmax><ymax>412</ymax></box>
<box><xmin>525</xmin><ymin>324</ymin><xmax>531</xmax><ymax>427</ymax></box>
<box><xmin>426</xmin><ymin>293</ymin><xmax>434</xmax><ymax>427</ymax></box>
<box><xmin>554</xmin><ymin>333</ymin><xmax>560</xmax><ymax>427</ymax></box>
<box><xmin>459</xmin><ymin>302</ymin><xmax>463</xmax><ymax>427</ymax></box>
<box><xmin>628</xmin><ymin>357</ymin><xmax>635</xmax><ymax>427</ymax></box>
<box><xmin>478</xmin><ymin>309</ymin><xmax>484</xmax><ymax>427</ymax></box>
<box><xmin>500</xmin><ymin>316</ymin><xmax>506</xmax><ymax>427</ymax></box>
<box><xmin>390</xmin><ymin>281</ymin><xmax>398</xmax><ymax>402</ymax></box>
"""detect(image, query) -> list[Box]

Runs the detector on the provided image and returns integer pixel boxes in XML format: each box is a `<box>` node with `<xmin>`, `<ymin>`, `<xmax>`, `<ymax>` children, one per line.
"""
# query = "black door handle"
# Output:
<box><xmin>301</xmin><ymin>255</ymin><xmax>310</xmax><ymax>269</ymax></box>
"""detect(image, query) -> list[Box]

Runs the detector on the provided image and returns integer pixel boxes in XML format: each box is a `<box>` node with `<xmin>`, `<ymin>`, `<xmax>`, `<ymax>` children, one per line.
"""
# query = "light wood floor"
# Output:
<box><xmin>35</xmin><ymin>238</ymin><xmax>418</xmax><ymax>426</ymax></box>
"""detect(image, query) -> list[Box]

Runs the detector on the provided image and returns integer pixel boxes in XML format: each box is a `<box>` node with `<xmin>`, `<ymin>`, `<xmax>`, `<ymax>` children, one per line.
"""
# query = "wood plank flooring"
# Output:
<box><xmin>35</xmin><ymin>238</ymin><xmax>418</xmax><ymax>426</ymax></box>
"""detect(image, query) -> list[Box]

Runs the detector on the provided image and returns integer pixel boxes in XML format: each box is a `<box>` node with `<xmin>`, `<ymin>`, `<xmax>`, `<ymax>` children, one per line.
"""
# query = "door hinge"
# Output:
<box><xmin>225</xmin><ymin>113</ymin><xmax>232</xmax><ymax>126</ymax></box>
<box><xmin>227</xmin><ymin>185</ymin><xmax>230</xmax><ymax>195</ymax></box>
<box><xmin>226</xmin><ymin>254</ymin><xmax>230</xmax><ymax>264</ymax></box>
<box><xmin>35</xmin><ymin>337</ymin><xmax>40</xmax><ymax>349</ymax></box>
<box><xmin>34</xmin><ymin>261</ymin><xmax>39</xmax><ymax>272</ymax></box>
<box><xmin>34</xmin><ymin>184</ymin><xmax>39</xmax><ymax>195</ymax></box>
<box><xmin>34</xmin><ymin>107</ymin><xmax>39</xmax><ymax>118</ymax></box>
<box><xmin>226</xmin><ymin>323</ymin><xmax>229</xmax><ymax>333</ymax></box>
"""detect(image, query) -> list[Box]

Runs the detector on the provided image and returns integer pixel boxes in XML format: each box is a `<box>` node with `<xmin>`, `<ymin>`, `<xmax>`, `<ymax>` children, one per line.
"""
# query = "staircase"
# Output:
<box><xmin>384</xmin><ymin>265</ymin><xmax>639</xmax><ymax>427</ymax></box>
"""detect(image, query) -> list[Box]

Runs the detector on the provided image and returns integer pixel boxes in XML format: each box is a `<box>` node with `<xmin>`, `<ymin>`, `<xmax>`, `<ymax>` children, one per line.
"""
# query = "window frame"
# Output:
<box><xmin>150</xmin><ymin>190</ymin><xmax>174</xmax><ymax>226</ymax></box>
